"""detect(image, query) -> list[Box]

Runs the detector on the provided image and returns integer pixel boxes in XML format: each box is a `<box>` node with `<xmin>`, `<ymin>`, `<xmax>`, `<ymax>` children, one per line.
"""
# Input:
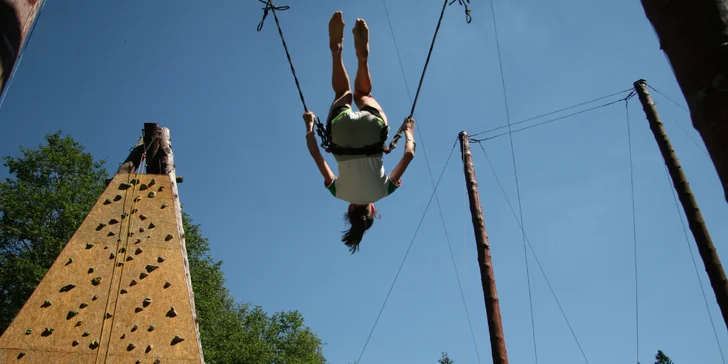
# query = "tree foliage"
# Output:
<box><xmin>0</xmin><ymin>131</ymin><xmax>108</xmax><ymax>333</ymax></box>
<box><xmin>0</xmin><ymin>131</ymin><xmax>327</xmax><ymax>363</ymax></box>
<box><xmin>438</xmin><ymin>352</ymin><xmax>454</xmax><ymax>364</ymax></box>
<box><xmin>654</xmin><ymin>350</ymin><xmax>674</xmax><ymax>364</ymax></box>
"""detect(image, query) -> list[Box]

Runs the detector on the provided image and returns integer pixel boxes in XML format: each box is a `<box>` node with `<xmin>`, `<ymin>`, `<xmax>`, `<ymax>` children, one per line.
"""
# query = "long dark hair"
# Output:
<box><xmin>341</xmin><ymin>204</ymin><xmax>380</xmax><ymax>254</ymax></box>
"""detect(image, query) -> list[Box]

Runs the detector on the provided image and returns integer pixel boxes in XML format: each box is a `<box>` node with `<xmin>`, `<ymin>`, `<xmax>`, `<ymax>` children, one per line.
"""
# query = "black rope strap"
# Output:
<box><xmin>257</xmin><ymin>0</ymin><xmax>332</xmax><ymax>150</ymax></box>
<box><xmin>387</xmin><ymin>0</ymin><xmax>472</xmax><ymax>152</ymax></box>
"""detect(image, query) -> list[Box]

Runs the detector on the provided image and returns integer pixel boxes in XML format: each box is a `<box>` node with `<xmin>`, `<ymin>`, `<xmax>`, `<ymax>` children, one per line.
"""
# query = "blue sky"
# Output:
<box><xmin>1</xmin><ymin>0</ymin><xmax>727</xmax><ymax>363</ymax></box>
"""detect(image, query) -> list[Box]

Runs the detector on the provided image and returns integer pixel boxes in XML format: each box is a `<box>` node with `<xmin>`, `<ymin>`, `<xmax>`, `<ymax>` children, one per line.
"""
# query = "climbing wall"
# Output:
<box><xmin>0</xmin><ymin>173</ymin><xmax>204</xmax><ymax>364</ymax></box>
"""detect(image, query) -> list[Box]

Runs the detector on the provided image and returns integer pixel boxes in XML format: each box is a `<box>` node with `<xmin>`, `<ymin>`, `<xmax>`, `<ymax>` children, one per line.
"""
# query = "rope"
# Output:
<box><xmin>0</xmin><ymin>0</ymin><xmax>48</xmax><ymax>109</ymax></box>
<box><xmin>475</xmin><ymin>141</ymin><xmax>591</xmax><ymax>364</ymax></box>
<box><xmin>357</xmin><ymin>139</ymin><xmax>458</xmax><ymax>363</ymax></box>
<box><xmin>387</xmin><ymin>0</ymin><xmax>472</xmax><ymax>152</ymax></box>
<box><xmin>256</xmin><ymin>0</ymin><xmax>331</xmax><ymax>149</ymax></box>
<box><xmin>625</xmin><ymin>97</ymin><xmax>640</xmax><ymax>364</ymax></box>
<box><xmin>470</xmin><ymin>88</ymin><xmax>633</xmax><ymax>137</ymax></box>
<box><xmin>663</xmin><ymin>164</ymin><xmax>726</xmax><ymax>364</ymax></box>
<box><xmin>380</xmin><ymin>1</ymin><xmax>481</xmax><ymax>360</ymax></box>
<box><xmin>471</xmin><ymin>95</ymin><xmax>632</xmax><ymax>143</ymax></box>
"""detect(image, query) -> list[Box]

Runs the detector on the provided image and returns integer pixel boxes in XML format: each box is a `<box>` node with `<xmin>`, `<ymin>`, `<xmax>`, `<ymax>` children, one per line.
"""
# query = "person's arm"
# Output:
<box><xmin>303</xmin><ymin>111</ymin><xmax>335</xmax><ymax>186</ymax></box>
<box><xmin>389</xmin><ymin>117</ymin><xmax>416</xmax><ymax>184</ymax></box>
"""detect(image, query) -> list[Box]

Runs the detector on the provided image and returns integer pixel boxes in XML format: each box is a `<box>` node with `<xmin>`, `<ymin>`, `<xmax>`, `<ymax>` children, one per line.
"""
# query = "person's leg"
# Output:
<box><xmin>352</xmin><ymin>18</ymin><xmax>388</xmax><ymax>126</ymax></box>
<box><xmin>329</xmin><ymin>11</ymin><xmax>352</xmax><ymax>111</ymax></box>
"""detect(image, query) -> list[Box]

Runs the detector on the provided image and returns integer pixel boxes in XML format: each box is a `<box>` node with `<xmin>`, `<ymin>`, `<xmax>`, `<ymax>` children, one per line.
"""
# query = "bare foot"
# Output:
<box><xmin>353</xmin><ymin>18</ymin><xmax>369</xmax><ymax>59</ymax></box>
<box><xmin>329</xmin><ymin>11</ymin><xmax>344</xmax><ymax>53</ymax></box>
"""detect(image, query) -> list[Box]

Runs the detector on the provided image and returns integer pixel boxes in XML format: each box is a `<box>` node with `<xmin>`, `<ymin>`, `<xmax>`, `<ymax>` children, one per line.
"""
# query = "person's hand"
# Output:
<box><xmin>403</xmin><ymin>117</ymin><xmax>415</xmax><ymax>135</ymax></box>
<box><xmin>303</xmin><ymin>111</ymin><xmax>316</xmax><ymax>132</ymax></box>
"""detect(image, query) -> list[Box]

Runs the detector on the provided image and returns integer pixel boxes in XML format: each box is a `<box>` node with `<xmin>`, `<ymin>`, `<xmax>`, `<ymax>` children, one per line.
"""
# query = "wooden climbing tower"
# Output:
<box><xmin>0</xmin><ymin>124</ymin><xmax>205</xmax><ymax>363</ymax></box>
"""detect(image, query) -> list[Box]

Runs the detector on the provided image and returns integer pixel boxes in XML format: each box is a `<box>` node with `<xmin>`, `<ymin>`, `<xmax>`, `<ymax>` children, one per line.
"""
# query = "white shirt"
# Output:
<box><xmin>326</xmin><ymin>156</ymin><xmax>401</xmax><ymax>204</ymax></box>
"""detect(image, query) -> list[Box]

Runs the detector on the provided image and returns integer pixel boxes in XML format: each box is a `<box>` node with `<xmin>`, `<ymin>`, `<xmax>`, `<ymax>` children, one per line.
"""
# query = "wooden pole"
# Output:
<box><xmin>634</xmin><ymin>79</ymin><xmax>728</xmax><ymax>331</ymax></box>
<box><xmin>638</xmin><ymin>0</ymin><xmax>728</xmax><ymax>203</ymax></box>
<box><xmin>459</xmin><ymin>131</ymin><xmax>509</xmax><ymax>364</ymax></box>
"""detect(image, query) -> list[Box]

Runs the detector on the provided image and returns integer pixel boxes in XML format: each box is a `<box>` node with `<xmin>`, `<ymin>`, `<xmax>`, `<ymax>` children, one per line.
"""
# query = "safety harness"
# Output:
<box><xmin>315</xmin><ymin>106</ymin><xmax>391</xmax><ymax>156</ymax></box>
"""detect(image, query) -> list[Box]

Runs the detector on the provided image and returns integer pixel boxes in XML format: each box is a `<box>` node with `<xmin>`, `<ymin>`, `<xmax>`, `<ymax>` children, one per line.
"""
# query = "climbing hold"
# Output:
<box><xmin>132</xmin><ymin>178</ymin><xmax>140</xmax><ymax>185</ymax></box>
<box><xmin>139</xmin><ymin>184</ymin><xmax>148</xmax><ymax>191</ymax></box>
<box><xmin>86</xmin><ymin>243</ymin><xmax>94</xmax><ymax>249</ymax></box>
<box><xmin>104</xmin><ymin>199</ymin><xmax>112</xmax><ymax>205</ymax></box>
<box><xmin>60</xmin><ymin>284</ymin><xmax>76</xmax><ymax>293</ymax></box>
<box><xmin>134</xmin><ymin>196</ymin><xmax>142</xmax><ymax>203</ymax></box>
<box><xmin>158</xmin><ymin>256</ymin><xmax>166</xmax><ymax>263</ymax></box>
<box><xmin>161</xmin><ymin>203</ymin><xmax>168</xmax><ymax>209</ymax></box>
<box><xmin>121</xmin><ymin>212</ymin><xmax>129</xmax><ymax>219</ymax></box>
<box><xmin>66</xmin><ymin>311</ymin><xmax>79</xmax><ymax>320</ymax></box>
<box><xmin>121</xmin><ymin>334</ymin><xmax>126</xmax><ymax>339</ymax></box>
<box><xmin>164</xmin><ymin>281</ymin><xmax>171</xmax><ymax>289</ymax></box>
<box><xmin>41</xmin><ymin>328</ymin><xmax>54</xmax><ymax>337</ymax></box>
<box><xmin>143</xmin><ymin>298</ymin><xmax>152</xmax><ymax>307</ymax></box>
<box><xmin>135</xmin><ymin>248</ymin><xmax>143</xmax><ymax>255</ymax></box>
<box><xmin>148</xmin><ymin>191</ymin><xmax>156</xmax><ymax>198</ymax></box>
<box><xmin>131</xmin><ymin>324</ymin><xmax>138</xmax><ymax>332</ymax></box>
<box><xmin>131</xmin><ymin>208</ymin><xmax>139</xmax><ymax>214</ymax></box>
<box><xmin>149</xmin><ymin>178</ymin><xmax>156</xmax><ymax>186</ymax></box>
<box><xmin>166</xmin><ymin>307</ymin><xmax>178</xmax><ymax>318</ymax></box>
<box><xmin>140</xmin><ymin>214</ymin><xmax>147</xmax><ymax>221</ymax></box>
<box><xmin>41</xmin><ymin>300</ymin><xmax>51</xmax><ymax>308</ymax></box>
<box><xmin>104</xmin><ymin>246</ymin><xmax>109</xmax><ymax>249</ymax></box>
<box><xmin>91</xmin><ymin>277</ymin><xmax>102</xmax><ymax>286</ymax></box>
<box><xmin>72</xmin><ymin>340</ymin><xmax>79</xmax><ymax>347</ymax></box>
<box><xmin>25</xmin><ymin>328</ymin><xmax>32</xmax><ymax>335</ymax></box>
<box><xmin>109</xmin><ymin>218</ymin><xmax>119</xmax><ymax>225</ymax></box>
<box><xmin>90</xmin><ymin>340</ymin><xmax>99</xmax><ymax>349</ymax></box>
<box><xmin>170</xmin><ymin>335</ymin><xmax>184</xmax><ymax>345</ymax></box>
<box><xmin>158</xmin><ymin>186</ymin><xmax>165</xmax><ymax>192</ymax></box>
<box><xmin>130</xmin><ymin>280</ymin><xmax>138</xmax><ymax>287</ymax></box>
<box><xmin>65</xmin><ymin>258</ymin><xmax>74</xmax><ymax>266</ymax></box>
<box><xmin>135</xmin><ymin>307</ymin><xmax>143</xmax><ymax>313</ymax></box>
<box><xmin>119</xmin><ymin>247</ymin><xmax>126</xmax><ymax>254</ymax></box>
<box><xmin>17</xmin><ymin>352</ymin><xmax>25</xmax><ymax>359</ymax></box>
<box><xmin>127</xmin><ymin>343</ymin><xmax>136</xmax><ymax>351</ymax></box>
<box><xmin>165</xmin><ymin>234</ymin><xmax>174</xmax><ymax>241</ymax></box>
<box><xmin>140</xmin><ymin>272</ymin><xmax>148</xmax><ymax>280</ymax></box>
<box><xmin>139</xmin><ymin>227</ymin><xmax>145</xmax><ymax>233</ymax></box>
<box><xmin>146</xmin><ymin>344</ymin><xmax>153</xmax><ymax>353</ymax></box>
<box><xmin>105</xmin><ymin>313</ymin><xmax>113</xmax><ymax>319</ymax></box>
<box><xmin>120</xmin><ymin>289</ymin><xmax>128</xmax><ymax>294</ymax></box>
<box><xmin>109</xmin><ymin>253</ymin><xmax>116</xmax><ymax>260</ymax></box>
<box><xmin>148</xmin><ymin>324</ymin><xmax>155</xmax><ymax>332</ymax></box>
<box><xmin>119</xmin><ymin>182</ymin><xmax>132</xmax><ymax>190</ymax></box>
<box><xmin>149</xmin><ymin>222</ymin><xmax>156</xmax><ymax>229</ymax></box>
<box><xmin>108</xmin><ymin>231</ymin><xmax>115</xmax><ymax>237</ymax></box>
<box><xmin>80</xmin><ymin>302</ymin><xmax>88</xmax><ymax>309</ymax></box>
<box><xmin>75</xmin><ymin>321</ymin><xmax>83</xmax><ymax>327</ymax></box>
<box><xmin>92</xmin><ymin>295</ymin><xmax>98</xmax><ymax>301</ymax></box>
<box><xmin>83</xmin><ymin>331</ymin><xmax>90</xmax><ymax>337</ymax></box>
<box><xmin>96</xmin><ymin>223</ymin><xmax>106</xmax><ymax>231</ymax></box>
<box><xmin>126</xmin><ymin>256</ymin><xmax>134</xmax><ymax>262</ymax></box>
<box><xmin>117</xmin><ymin>262</ymin><xmax>124</xmax><ymax>267</ymax></box>
<box><xmin>114</xmin><ymin>194</ymin><xmax>123</xmax><ymax>201</ymax></box>
<box><xmin>146</xmin><ymin>265</ymin><xmax>159</xmax><ymax>273</ymax></box>
<box><xmin>154</xmin><ymin>359</ymin><xmax>161</xmax><ymax>364</ymax></box>
<box><xmin>135</xmin><ymin>239</ymin><xmax>142</xmax><ymax>244</ymax></box>
<box><xmin>87</xmin><ymin>267</ymin><xmax>94</xmax><ymax>274</ymax></box>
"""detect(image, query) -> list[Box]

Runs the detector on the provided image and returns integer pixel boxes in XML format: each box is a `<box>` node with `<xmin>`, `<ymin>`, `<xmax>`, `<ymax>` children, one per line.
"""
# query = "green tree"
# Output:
<box><xmin>438</xmin><ymin>352</ymin><xmax>454</xmax><ymax>364</ymax></box>
<box><xmin>0</xmin><ymin>131</ymin><xmax>108</xmax><ymax>333</ymax></box>
<box><xmin>655</xmin><ymin>350</ymin><xmax>674</xmax><ymax>364</ymax></box>
<box><xmin>0</xmin><ymin>131</ymin><xmax>327</xmax><ymax>363</ymax></box>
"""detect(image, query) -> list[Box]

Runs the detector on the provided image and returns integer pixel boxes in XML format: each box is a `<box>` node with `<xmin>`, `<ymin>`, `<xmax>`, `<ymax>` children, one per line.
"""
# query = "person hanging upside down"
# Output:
<box><xmin>303</xmin><ymin>11</ymin><xmax>416</xmax><ymax>254</ymax></box>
